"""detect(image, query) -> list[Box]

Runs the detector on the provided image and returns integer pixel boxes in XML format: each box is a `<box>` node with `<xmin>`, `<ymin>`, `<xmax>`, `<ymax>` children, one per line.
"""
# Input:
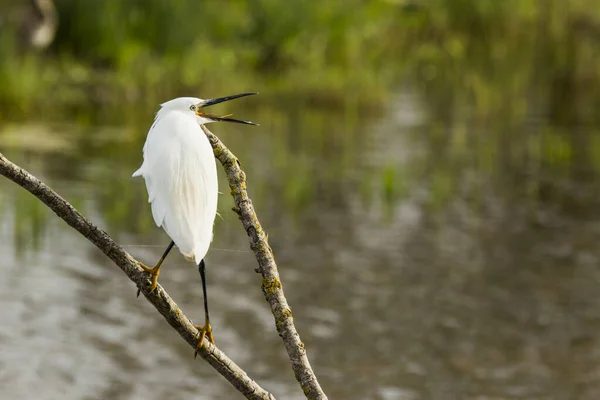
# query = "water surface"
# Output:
<box><xmin>1</xmin><ymin>93</ymin><xmax>600</xmax><ymax>399</ymax></box>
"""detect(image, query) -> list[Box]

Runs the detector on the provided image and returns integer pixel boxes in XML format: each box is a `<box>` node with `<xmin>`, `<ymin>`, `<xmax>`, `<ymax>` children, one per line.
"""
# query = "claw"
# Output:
<box><xmin>194</xmin><ymin>323</ymin><xmax>215</xmax><ymax>358</ymax></box>
<box><xmin>138</xmin><ymin>262</ymin><xmax>153</xmax><ymax>273</ymax></box>
<box><xmin>137</xmin><ymin>262</ymin><xmax>161</xmax><ymax>297</ymax></box>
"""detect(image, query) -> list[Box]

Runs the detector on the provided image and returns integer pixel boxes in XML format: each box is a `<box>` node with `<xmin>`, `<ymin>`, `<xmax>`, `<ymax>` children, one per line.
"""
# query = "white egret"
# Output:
<box><xmin>133</xmin><ymin>93</ymin><xmax>257</xmax><ymax>347</ymax></box>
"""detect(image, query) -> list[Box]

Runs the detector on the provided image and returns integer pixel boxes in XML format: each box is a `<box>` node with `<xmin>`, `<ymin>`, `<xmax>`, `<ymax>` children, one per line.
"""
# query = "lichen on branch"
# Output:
<box><xmin>202</xmin><ymin>126</ymin><xmax>328</xmax><ymax>400</ymax></box>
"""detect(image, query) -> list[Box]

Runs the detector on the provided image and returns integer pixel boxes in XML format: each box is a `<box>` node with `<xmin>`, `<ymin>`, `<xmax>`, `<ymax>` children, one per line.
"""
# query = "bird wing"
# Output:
<box><xmin>133</xmin><ymin>111</ymin><xmax>218</xmax><ymax>263</ymax></box>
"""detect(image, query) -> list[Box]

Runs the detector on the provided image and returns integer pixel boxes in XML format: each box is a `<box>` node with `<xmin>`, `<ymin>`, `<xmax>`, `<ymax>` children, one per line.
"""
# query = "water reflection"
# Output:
<box><xmin>1</xmin><ymin>93</ymin><xmax>600</xmax><ymax>399</ymax></box>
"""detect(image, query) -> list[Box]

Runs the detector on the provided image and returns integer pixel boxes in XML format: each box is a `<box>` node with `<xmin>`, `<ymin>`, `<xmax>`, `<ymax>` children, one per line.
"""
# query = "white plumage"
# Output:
<box><xmin>131</xmin><ymin>93</ymin><xmax>256</xmax><ymax>349</ymax></box>
<box><xmin>133</xmin><ymin>97</ymin><xmax>218</xmax><ymax>264</ymax></box>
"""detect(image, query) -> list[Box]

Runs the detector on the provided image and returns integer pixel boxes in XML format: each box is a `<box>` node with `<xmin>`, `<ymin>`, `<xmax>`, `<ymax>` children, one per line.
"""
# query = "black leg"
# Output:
<box><xmin>198</xmin><ymin>259</ymin><xmax>210</xmax><ymax>326</ymax></box>
<box><xmin>160</xmin><ymin>241</ymin><xmax>176</xmax><ymax>263</ymax></box>
<box><xmin>194</xmin><ymin>258</ymin><xmax>215</xmax><ymax>356</ymax></box>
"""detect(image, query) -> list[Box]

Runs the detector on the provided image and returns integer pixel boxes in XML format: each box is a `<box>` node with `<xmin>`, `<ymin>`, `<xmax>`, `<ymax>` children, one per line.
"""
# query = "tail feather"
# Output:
<box><xmin>132</xmin><ymin>167</ymin><xmax>143</xmax><ymax>177</ymax></box>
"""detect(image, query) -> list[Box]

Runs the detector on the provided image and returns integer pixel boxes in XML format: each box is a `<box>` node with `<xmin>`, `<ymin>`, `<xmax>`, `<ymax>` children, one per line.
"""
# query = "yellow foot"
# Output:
<box><xmin>193</xmin><ymin>322</ymin><xmax>215</xmax><ymax>358</ymax></box>
<box><xmin>136</xmin><ymin>262</ymin><xmax>161</xmax><ymax>297</ymax></box>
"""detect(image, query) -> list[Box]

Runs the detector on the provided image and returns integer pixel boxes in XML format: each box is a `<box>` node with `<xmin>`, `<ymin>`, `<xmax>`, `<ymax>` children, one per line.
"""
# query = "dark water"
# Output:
<box><xmin>1</xmin><ymin>92</ymin><xmax>600</xmax><ymax>400</ymax></box>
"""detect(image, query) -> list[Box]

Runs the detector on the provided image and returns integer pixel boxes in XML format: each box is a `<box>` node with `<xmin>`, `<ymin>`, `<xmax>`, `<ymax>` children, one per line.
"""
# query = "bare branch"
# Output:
<box><xmin>0</xmin><ymin>152</ymin><xmax>276</xmax><ymax>400</ymax></box>
<box><xmin>202</xmin><ymin>126</ymin><xmax>328</xmax><ymax>400</ymax></box>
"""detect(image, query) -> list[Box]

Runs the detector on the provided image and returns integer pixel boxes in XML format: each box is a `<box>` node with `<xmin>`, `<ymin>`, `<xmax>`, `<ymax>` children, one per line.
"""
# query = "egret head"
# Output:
<box><xmin>160</xmin><ymin>93</ymin><xmax>258</xmax><ymax>126</ymax></box>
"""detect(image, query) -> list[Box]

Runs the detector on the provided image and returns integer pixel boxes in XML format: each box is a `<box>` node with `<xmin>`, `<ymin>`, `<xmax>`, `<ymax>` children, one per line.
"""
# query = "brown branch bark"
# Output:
<box><xmin>0</xmin><ymin>152</ymin><xmax>275</xmax><ymax>400</ymax></box>
<box><xmin>202</xmin><ymin>125</ymin><xmax>328</xmax><ymax>400</ymax></box>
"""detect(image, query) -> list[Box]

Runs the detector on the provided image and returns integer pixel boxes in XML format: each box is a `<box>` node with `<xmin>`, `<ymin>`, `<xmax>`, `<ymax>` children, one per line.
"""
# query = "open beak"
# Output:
<box><xmin>196</xmin><ymin>92</ymin><xmax>258</xmax><ymax>125</ymax></box>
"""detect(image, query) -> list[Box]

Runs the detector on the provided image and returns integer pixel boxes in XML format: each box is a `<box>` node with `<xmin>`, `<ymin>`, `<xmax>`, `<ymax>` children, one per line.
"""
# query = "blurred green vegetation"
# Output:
<box><xmin>2</xmin><ymin>0</ymin><xmax>600</xmax><ymax>252</ymax></box>
<box><xmin>0</xmin><ymin>0</ymin><xmax>599</xmax><ymax>124</ymax></box>
<box><xmin>0</xmin><ymin>0</ymin><xmax>402</xmax><ymax>119</ymax></box>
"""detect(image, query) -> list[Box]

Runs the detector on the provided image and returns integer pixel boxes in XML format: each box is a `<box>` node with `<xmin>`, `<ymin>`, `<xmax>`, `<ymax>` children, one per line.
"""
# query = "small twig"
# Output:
<box><xmin>202</xmin><ymin>126</ymin><xmax>328</xmax><ymax>400</ymax></box>
<box><xmin>0</xmin><ymin>152</ymin><xmax>275</xmax><ymax>400</ymax></box>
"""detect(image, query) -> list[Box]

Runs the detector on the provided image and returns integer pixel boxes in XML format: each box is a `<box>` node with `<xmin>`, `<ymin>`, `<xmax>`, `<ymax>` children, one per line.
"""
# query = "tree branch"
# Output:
<box><xmin>202</xmin><ymin>126</ymin><xmax>328</xmax><ymax>400</ymax></box>
<box><xmin>0</xmin><ymin>152</ymin><xmax>275</xmax><ymax>400</ymax></box>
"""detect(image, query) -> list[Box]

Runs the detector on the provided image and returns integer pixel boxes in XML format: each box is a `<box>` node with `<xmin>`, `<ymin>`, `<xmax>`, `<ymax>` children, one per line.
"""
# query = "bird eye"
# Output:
<box><xmin>190</xmin><ymin>105</ymin><xmax>196</xmax><ymax>111</ymax></box>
